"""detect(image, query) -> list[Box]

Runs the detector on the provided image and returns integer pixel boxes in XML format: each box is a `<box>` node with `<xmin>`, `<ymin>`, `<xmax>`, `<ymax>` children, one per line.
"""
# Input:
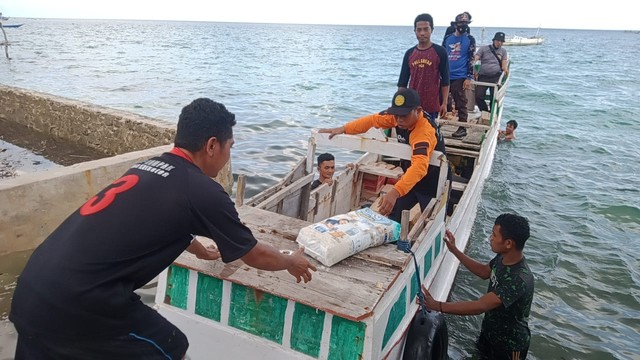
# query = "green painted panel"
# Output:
<box><xmin>165</xmin><ymin>265</ymin><xmax>189</xmax><ymax>309</ymax></box>
<box><xmin>410</xmin><ymin>268</ymin><xmax>418</xmax><ymax>302</ymax></box>
<box><xmin>434</xmin><ymin>232</ymin><xmax>442</xmax><ymax>259</ymax></box>
<box><xmin>228</xmin><ymin>283</ymin><xmax>287</xmax><ymax>344</ymax></box>
<box><xmin>423</xmin><ymin>247</ymin><xmax>433</xmax><ymax>279</ymax></box>
<box><xmin>328</xmin><ymin>316</ymin><xmax>366</xmax><ymax>360</ymax></box>
<box><xmin>381</xmin><ymin>286</ymin><xmax>407</xmax><ymax>350</ymax></box>
<box><xmin>291</xmin><ymin>303</ymin><xmax>325</xmax><ymax>358</ymax></box>
<box><xmin>195</xmin><ymin>273</ymin><xmax>223</xmax><ymax>322</ymax></box>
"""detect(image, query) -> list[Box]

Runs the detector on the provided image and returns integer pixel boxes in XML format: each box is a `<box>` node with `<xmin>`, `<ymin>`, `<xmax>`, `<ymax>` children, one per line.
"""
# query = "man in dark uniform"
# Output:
<box><xmin>422</xmin><ymin>213</ymin><xmax>534</xmax><ymax>360</ymax></box>
<box><xmin>319</xmin><ymin>88</ymin><xmax>448</xmax><ymax>222</ymax></box>
<box><xmin>10</xmin><ymin>98</ymin><xmax>316</xmax><ymax>359</ymax></box>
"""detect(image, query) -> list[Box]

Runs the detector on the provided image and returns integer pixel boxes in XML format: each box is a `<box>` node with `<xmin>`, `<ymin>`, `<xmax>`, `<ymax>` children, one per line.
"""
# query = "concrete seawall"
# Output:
<box><xmin>0</xmin><ymin>85</ymin><xmax>233</xmax><ymax>255</ymax></box>
<box><xmin>0</xmin><ymin>85</ymin><xmax>175</xmax><ymax>155</ymax></box>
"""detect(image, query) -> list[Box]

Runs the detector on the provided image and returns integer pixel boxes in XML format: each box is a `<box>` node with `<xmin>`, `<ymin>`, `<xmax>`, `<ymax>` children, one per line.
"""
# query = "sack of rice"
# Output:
<box><xmin>296</xmin><ymin>207</ymin><xmax>401</xmax><ymax>266</ymax></box>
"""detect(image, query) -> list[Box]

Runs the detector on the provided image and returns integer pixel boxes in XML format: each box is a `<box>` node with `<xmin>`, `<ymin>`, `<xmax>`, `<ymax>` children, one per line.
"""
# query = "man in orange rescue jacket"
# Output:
<box><xmin>319</xmin><ymin>88</ymin><xmax>447</xmax><ymax>222</ymax></box>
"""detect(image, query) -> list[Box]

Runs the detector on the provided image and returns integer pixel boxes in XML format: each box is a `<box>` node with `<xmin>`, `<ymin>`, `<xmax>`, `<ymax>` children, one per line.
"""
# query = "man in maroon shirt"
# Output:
<box><xmin>397</xmin><ymin>13</ymin><xmax>450</xmax><ymax>122</ymax></box>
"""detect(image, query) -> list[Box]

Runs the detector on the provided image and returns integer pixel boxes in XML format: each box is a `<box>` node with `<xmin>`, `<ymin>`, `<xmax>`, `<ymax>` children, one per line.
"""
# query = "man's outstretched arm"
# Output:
<box><xmin>444</xmin><ymin>230</ymin><xmax>491</xmax><ymax>279</ymax></box>
<box><xmin>241</xmin><ymin>243</ymin><xmax>317</xmax><ymax>283</ymax></box>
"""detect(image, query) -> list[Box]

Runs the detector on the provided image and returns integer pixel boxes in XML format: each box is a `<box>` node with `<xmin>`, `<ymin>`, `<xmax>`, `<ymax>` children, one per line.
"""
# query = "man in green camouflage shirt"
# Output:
<box><xmin>422</xmin><ymin>213</ymin><xmax>533</xmax><ymax>359</ymax></box>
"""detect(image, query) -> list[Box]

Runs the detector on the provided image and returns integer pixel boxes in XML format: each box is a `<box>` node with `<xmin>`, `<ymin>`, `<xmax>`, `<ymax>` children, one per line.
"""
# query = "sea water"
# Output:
<box><xmin>1</xmin><ymin>19</ymin><xmax>639</xmax><ymax>359</ymax></box>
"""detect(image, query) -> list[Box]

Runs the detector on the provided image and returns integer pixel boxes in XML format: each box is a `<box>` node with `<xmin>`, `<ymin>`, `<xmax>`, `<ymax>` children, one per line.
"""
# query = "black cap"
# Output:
<box><xmin>386</xmin><ymin>88</ymin><xmax>421</xmax><ymax>116</ymax></box>
<box><xmin>493</xmin><ymin>32</ymin><xmax>506</xmax><ymax>42</ymax></box>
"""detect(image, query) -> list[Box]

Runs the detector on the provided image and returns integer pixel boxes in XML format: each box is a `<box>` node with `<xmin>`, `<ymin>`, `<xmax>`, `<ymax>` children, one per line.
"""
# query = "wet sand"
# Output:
<box><xmin>0</xmin><ymin>117</ymin><xmax>109</xmax><ymax>179</ymax></box>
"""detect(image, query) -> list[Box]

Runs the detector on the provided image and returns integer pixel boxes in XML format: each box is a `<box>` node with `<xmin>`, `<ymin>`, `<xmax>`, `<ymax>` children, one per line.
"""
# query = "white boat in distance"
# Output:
<box><xmin>154</xmin><ymin>72</ymin><xmax>511</xmax><ymax>359</ymax></box>
<box><xmin>504</xmin><ymin>34</ymin><xmax>545</xmax><ymax>46</ymax></box>
<box><xmin>504</xmin><ymin>28</ymin><xmax>545</xmax><ymax>46</ymax></box>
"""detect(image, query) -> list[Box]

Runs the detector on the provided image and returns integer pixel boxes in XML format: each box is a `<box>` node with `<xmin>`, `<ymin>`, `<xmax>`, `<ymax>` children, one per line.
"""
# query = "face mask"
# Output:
<box><xmin>456</xmin><ymin>24</ymin><xmax>469</xmax><ymax>34</ymax></box>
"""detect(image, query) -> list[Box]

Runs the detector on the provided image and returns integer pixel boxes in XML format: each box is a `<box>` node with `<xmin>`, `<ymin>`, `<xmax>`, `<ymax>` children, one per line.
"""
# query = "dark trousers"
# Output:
<box><xmin>475</xmin><ymin>73</ymin><xmax>502</xmax><ymax>112</ymax></box>
<box><xmin>476</xmin><ymin>331</ymin><xmax>529</xmax><ymax>360</ymax></box>
<box><xmin>389</xmin><ymin>166</ymin><xmax>451</xmax><ymax>223</ymax></box>
<box><xmin>449</xmin><ymin>79</ymin><xmax>468</xmax><ymax>122</ymax></box>
<box><xmin>14</xmin><ymin>305</ymin><xmax>189</xmax><ymax>360</ymax></box>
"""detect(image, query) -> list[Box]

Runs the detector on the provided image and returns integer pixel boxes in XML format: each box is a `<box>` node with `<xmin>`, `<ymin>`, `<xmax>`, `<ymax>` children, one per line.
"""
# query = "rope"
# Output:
<box><xmin>397</xmin><ymin>239</ymin><xmax>427</xmax><ymax>316</ymax></box>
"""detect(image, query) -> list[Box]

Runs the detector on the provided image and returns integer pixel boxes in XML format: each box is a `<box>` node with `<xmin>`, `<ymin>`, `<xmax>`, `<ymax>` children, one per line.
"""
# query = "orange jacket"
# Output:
<box><xmin>344</xmin><ymin>112</ymin><xmax>437</xmax><ymax>197</ymax></box>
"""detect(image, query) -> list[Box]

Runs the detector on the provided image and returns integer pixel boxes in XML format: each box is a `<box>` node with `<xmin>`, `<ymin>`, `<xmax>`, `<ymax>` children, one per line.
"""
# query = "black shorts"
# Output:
<box><xmin>14</xmin><ymin>306</ymin><xmax>189</xmax><ymax>360</ymax></box>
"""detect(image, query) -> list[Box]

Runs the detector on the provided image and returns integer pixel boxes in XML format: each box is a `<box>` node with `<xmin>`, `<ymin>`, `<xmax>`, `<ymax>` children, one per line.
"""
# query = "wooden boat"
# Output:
<box><xmin>154</xmin><ymin>74</ymin><xmax>511</xmax><ymax>359</ymax></box>
<box><xmin>0</xmin><ymin>24</ymin><xmax>23</xmax><ymax>28</ymax></box>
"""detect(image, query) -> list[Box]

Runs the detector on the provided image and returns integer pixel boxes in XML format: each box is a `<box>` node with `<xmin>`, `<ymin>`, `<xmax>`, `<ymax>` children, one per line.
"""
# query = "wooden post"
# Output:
<box><xmin>0</xmin><ymin>22</ymin><xmax>9</xmax><ymax>59</ymax></box>
<box><xmin>400</xmin><ymin>210</ymin><xmax>410</xmax><ymax>241</ymax></box>
<box><xmin>298</xmin><ymin>136</ymin><xmax>316</xmax><ymax>221</ymax></box>
<box><xmin>235</xmin><ymin>174</ymin><xmax>246</xmax><ymax>207</ymax></box>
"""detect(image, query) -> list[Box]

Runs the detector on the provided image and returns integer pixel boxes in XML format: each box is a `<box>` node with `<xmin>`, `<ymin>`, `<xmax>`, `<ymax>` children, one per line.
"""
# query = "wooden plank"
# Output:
<box><xmin>409</xmin><ymin>203</ymin><xmax>421</xmax><ymax>228</ymax></box>
<box><xmin>436</xmin><ymin>119</ymin><xmax>490</xmax><ymax>131</ymax></box>
<box><xmin>313</xmin><ymin>132</ymin><xmax>413</xmax><ymax>160</ymax></box>
<box><xmin>443</xmin><ymin>138</ymin><xmax>481</xmax><ymax>150</ymax></box>
<box><xmin>175</xmin><ymin>231</ymin><xmax>400</xmax><ymax>321</ymax></box>
<box><xmin>256</xmin><ymin>173</ymin><xmax>314</xmax><ymax>210</ymax></box>
<box><xmin>445</xmin><ymin>147</ymin><xmax>480</xmax><ymax>158</ymax></box>
<box><xmin>298</xmin><ymin>183</ymin><xmax>311</xmax><ymax>221</ymax></box>
<box><xmin>407</xmin><ymin>198</ymin><xmax>438</xmax><ymax>241</ymax></box>
<box><xmin>462</xmin><ymin>130</ymin><xmax>485</xmax><ymax>145</ymax></box>
<box><xmin>352</xmin><ymin>244</ymin><xmax>408</xmax><ymax>268</ymax></box>
<box><xmin>358</xmin><ymin>164</ymin><xmax>403</xmax><ymax>179</ymax></box>
<box><xmin>244</xmin><ymin>157</ymin><xmax>306</xmax><ymax>206</ymax></box>
<box><xmin>237</xmin><ymin>205</ymin><xmax>310</xmax><ymax>240</ymax></box>
<box><xmin>452</xmin><ymin>181</ymin><xmax>467</xmax><ymax>192</ymax></box>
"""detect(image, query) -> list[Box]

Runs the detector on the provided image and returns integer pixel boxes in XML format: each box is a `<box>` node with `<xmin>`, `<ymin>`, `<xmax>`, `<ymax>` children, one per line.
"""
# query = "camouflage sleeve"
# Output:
<box><xmin>494</xmin><ymin>270</ymin><xmax>527</xmax><ymax>308</ymax></box>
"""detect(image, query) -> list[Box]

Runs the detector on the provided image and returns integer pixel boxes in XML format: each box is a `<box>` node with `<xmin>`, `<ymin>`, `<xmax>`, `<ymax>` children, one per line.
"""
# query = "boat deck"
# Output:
<box><xmin>172</xmin><ymin>205</ymin><xmax>411</xmax><ymax>321</ymax></box>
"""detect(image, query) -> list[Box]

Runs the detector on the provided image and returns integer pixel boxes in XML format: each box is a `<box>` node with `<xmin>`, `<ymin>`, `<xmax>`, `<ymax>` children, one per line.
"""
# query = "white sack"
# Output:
<box><xmin>296</xmin><ymin>207</ymin><xmax>401</xmax><ymax>267</ymax></box>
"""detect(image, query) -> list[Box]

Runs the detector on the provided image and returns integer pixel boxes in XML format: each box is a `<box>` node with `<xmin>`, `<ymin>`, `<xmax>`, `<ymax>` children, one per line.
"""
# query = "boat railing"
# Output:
<box><xmin>311</xmin><ymin>131</ymin><xmax>445</xmax><ymax>166</ymax></box>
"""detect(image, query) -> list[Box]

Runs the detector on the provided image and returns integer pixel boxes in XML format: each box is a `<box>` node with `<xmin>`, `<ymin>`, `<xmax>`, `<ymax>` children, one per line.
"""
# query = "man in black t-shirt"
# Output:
<box><xmin>421</xmin><ymin>213</ymin><xmax>534</xmax><ymax>360</ymax></box>
<box><xmin>10</xmin><ymin>98</ymin><xmax>317</xmax><ymax>360</ymax></box>
<box><xmin>311</xmin><ymin>152</ymin><xmax>335</xmax><ymax>190</ymax></box>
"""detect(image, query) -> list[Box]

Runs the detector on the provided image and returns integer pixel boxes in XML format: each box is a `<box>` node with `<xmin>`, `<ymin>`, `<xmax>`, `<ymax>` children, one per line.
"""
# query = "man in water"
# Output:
<box><xmin>10</xmin><ymin>98</ymin><xmax>316</xmax><ymax>359</ymax></box>
<box><xmin>318</xmin><ymin>88</ymin><xmax>447</xmax><ymax>222</ymax></box>
<box><xmin>421</xmin><ymin>213</ymin><xmax>533</xmax><ymax>359</ymax></box>
<box><xmin>311</xmin><ymin>152</ymin><xmax>336</xmax><ymax>189</ymax></box>
<box><xmin>499</xmin><ymin>119</ymin><xmax>518</xmax><ymax>141</ymax></box>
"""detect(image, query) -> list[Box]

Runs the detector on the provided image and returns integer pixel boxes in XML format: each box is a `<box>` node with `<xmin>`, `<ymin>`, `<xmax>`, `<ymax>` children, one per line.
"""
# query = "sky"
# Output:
<box><xmin>0</xmin><ymin>0</ymin><xmax>633</xmax><ymax>31</ymax></box>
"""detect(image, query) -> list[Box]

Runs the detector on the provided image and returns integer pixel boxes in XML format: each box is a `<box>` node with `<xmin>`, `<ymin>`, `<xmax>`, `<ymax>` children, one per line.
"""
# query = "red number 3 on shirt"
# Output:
<box><xmin>80</xmin><ymin>174</ymin><xmax>139</xmax><ymax>216</ymax></box>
